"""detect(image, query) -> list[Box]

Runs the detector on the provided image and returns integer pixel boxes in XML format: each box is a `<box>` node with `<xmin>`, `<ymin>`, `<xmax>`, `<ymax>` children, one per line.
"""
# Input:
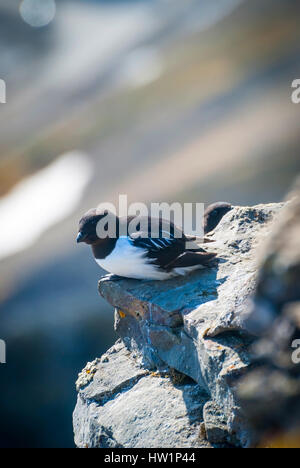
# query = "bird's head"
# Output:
<box><xmin>77</xmin><ymin>208</ymin><xmax>116</xmax><ymax>245</ymax></box>
<box><xmin>204</xmin><ymin>202</ymin><xmax>232</xmax><ymax>234</ymax></box>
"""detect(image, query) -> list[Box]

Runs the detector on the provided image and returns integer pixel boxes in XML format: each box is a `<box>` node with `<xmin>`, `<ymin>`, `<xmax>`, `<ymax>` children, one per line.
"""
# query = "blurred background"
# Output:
<box><xmin>0</xmin><ymin>0</ymin><xmax>299</xmax><ymax>448</ymax></box>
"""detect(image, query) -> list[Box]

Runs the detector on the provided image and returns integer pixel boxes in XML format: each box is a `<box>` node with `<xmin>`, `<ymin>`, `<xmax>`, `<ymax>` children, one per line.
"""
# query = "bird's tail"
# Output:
<box><xmin>185</xmin><ymin>234</ymin><xmax>215</xmax><ymax>244</ymax></box>
<box><xmin>166</xmin><ymin>251</ymin><xmax>217</xmax><ymax>269</ymax></box>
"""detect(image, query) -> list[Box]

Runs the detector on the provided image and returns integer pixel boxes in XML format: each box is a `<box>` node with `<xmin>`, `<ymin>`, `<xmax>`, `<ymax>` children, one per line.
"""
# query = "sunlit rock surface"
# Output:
<box><xmin>74</xmin><ymin>341</ymin><xmax>211</xmax><ymax>448</ymax></box>
<box><xmin>74</xmin><ymin>202</ymin><xmax>283</xmax><ymax>448</ymax></box>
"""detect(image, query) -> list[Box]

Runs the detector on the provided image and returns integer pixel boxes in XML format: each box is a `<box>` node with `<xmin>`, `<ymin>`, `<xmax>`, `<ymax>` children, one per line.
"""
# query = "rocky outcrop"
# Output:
<box><xmin>237</xmin><ymin>182</ymin><xmax>300</xmax><ymax>447</ymax></box>
<box><xmin>74</xmin><ymin>341</ymin><xmax>212</xmax><ymax>448</ymax></box>
<box><xmin>73</xmin><ymin>202</ymin><xmax>284</xmax><ymax>448</ymax></box>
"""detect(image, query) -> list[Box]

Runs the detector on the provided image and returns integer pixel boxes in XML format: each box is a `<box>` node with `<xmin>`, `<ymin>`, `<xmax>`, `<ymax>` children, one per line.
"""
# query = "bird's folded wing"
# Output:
<box><xmin>130</xmin><ymin>233</ymin><xmax>184</xmax><ymax>252</ymax></box>
<box><xmin>130</xmin><ymin>234</ymin><xmax>185</xmax><ymax>268</ymax></box>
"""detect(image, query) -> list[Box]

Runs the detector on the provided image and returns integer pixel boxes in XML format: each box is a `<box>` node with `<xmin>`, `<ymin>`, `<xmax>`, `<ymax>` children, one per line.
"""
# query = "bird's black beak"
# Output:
<box><xmin>76</xmin><ymin>232</ymin><xmax>85</xmax><ymax>243</ymax></box>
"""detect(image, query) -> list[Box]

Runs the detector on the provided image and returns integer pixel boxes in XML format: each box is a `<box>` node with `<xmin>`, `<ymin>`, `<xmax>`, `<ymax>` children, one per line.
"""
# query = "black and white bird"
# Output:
<box><xmin>76</xmin><ymin>204</ymin><xmax>230</xmax><ymax>281</ymax></box>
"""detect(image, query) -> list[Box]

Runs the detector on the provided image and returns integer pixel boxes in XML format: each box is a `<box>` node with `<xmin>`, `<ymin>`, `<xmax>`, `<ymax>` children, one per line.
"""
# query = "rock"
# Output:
<box><xmin>74</xmin><ymin>202</ymin><xmax>284</xmax><ymax>448</ymax></box>
<box><xmin>203</xmin><ymin>401</ymin><xmax>230</xmax><ymax>445</ymax></box>
<box><xmin>74</xmin><ymin>341</ymin><xmax>211</xmax><ymax>448</ymax></box>
<box><xmin>237</xmin><ymin>182</ymin><xmax>300</xmax><ymax>446</ymax></box>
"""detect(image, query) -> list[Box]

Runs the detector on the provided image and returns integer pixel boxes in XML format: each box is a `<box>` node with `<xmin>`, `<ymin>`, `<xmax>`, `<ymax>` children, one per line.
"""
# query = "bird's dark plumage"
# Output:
<box><xmin>204</xmin><ymin>202</ymin><xmax>232</xmax><ymax>234</ymax></box>
<box><xmin>76</xmin><ymin>204</ymin><xmax>231</xmax><ymax>280</ymax></box>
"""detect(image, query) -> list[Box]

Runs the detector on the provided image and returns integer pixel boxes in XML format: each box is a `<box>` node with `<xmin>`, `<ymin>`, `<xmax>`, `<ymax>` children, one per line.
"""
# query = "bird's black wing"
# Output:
<box><xmin>125</xmin><ymin>214</ymin><xmax>217</xmax><ymax>270</ymax></box>
<box><xmin>130</xmin><ymin>234</ymin><xmax>186</xmax><ymax>269</ymax></box>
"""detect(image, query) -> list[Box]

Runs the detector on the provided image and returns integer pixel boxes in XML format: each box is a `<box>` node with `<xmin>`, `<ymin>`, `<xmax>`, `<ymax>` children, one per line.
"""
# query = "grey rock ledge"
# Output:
<box><xmin>73</xmin><ymin>203</ymin><xmax>283</xmax><ymax>448</ymax></box>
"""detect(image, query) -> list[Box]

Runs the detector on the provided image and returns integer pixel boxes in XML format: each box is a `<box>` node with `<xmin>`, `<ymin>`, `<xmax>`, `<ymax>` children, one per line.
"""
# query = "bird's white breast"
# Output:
<box><xmin>95</xmin><ymin>237</ymin><xmax>172</xmax><ymax>280</ymax></box>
